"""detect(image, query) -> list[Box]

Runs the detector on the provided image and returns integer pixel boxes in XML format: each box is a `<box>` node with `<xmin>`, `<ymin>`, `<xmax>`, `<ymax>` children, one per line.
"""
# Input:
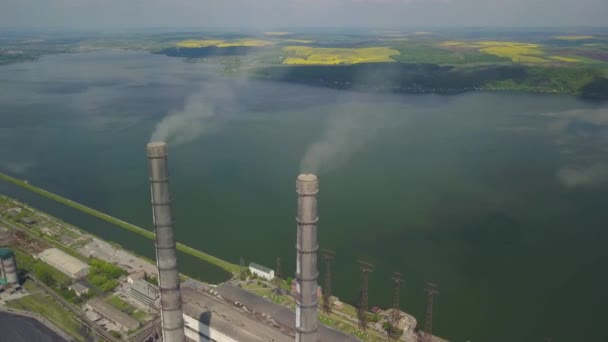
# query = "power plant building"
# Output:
<box><xmin>36</xmin><ymin>248</ymin><xmax>90</xmax><ymax>279</ymax></box>
<box><xmin>0</xmin><ymin>248</ymin><xmax>18</xmax><ymax>287</ymax></box>
<box><xmin>147</xmin><ymin>141</ymin><xmax>186</xmax><ymax>342</ymax></box>
<box><xmin>86</xmin><ymin>298</ymin><xmax>140</xmax><ymax>332</ymax></box>
<box><xmin>295</xmin><ymin>174</ymin><xmax>319</xmax><ymax>342</ymax></box>
<box><xmin>130</xmin><ymin>279</ymin><xmax>160</xmax><ymax>308</ymax></box>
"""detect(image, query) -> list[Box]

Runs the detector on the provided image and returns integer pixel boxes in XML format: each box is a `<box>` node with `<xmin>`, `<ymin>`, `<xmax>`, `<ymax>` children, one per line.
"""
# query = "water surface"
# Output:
<box><xmin>1</xmin><ymin>51</ymin><xmax>607</xmax><ymax>341</ymax></box>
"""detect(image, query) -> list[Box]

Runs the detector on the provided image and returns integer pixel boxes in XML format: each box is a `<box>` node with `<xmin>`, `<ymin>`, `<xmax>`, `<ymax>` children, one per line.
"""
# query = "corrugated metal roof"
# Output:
<box><xmin>181</xmin><ymin>287</ymin><xmax>291</xmax><ymax>342</ymax></box>
<box><xmin>37</xmin><ymin>248</ymin><xmax>90</xmax><ymax>277</ymax></box>
<box><xmin>130</xmin><ymin>279</ymin><xmax>159</xmax><ymax>299</ymax></box>
<box><xmin>216</xmin><ymin>283</ymin><xmax>361</xmax><ymax>342</ymax></box>
<box><xmin>86</xmin><ymin>298</ymin><xmax>140</xmax><ymax>331</ymax></box>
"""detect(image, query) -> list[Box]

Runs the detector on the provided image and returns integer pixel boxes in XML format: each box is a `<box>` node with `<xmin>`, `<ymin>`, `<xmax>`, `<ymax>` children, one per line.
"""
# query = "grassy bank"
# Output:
<box><xmin>0</xmin><ymin>171</ymin><xmax>240</xmax><ymax>275</ymax></box>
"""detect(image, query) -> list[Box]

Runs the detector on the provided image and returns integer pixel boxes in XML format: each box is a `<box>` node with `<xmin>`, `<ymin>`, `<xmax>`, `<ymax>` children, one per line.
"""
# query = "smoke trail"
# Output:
<box><xmin>557</xmin><ymin>163</ymin><xmax>608</xmax><ymax>188</ymax></box>
<box><xmin>300</xmin><ymin>101</ymin><xmax>387</xmax><ymax>174</ymax></box>
<box><xmin>150</xmin><ymin>82</ymin><xmax>236</xmax><ymax>145</ymax></box>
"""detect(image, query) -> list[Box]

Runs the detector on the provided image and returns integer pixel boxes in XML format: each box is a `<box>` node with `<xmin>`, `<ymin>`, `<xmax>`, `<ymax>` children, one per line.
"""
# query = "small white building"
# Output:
<box><xmin>68</xmin><ymin>282</ymin><xmax>90</xmax><ymax>297</ymax></box>
<box><xmin>249</xmin><ymin>262</ymin><xmax>274</xmax><ymax>281</ymax></box>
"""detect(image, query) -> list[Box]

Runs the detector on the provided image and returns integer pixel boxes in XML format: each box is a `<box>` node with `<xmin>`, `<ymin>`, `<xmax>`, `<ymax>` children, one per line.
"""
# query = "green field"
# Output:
<box><xmin>1</xmin><ymin>29</ymin><xmax>607</xmax><ymax>98</ymax></box>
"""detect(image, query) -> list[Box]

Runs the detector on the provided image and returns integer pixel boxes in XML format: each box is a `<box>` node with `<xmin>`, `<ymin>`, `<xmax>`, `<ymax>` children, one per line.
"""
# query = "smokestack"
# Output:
<box><xmin>147</xmin><ymin>142</ymin><xmax>186</xmax><ymax>342</ymax></box>
<box><xmin>295</xmin><ymin>173</ymin><xmax>319</xmax><ymax>342</ymax></box>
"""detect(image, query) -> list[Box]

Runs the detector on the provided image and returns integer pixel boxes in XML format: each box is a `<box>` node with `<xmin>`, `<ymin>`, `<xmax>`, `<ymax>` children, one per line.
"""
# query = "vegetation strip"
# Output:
<box><xmin>0</xmin><ymin>171</ymin><xmax>240</xmax><ymax>275</ymax></box>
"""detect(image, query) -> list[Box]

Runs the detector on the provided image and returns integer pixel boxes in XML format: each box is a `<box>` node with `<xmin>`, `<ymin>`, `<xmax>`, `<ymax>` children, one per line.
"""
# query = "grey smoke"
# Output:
<box><xmin>557</xmin><ymin>163</ymin><xmax>608</xmax><ymax>188</ymax></box>
<box><xmin>544</xmin><ymin>108</ymin><xmax>608</xmax><ymax>130</ymax></box>
<box><xmin>150</xmin><ymin>82</ymin><xmax>236</xmax><ymax>145</ymax></box>
<box><xmin>300</xmin><ymin>102</ymin><xmax>387</xmax><ymax>174</ymax></box>
<box><xmin>4</xmin><ymin>161</ymin><xmax>36</xmax><ymax>175</ymax></box>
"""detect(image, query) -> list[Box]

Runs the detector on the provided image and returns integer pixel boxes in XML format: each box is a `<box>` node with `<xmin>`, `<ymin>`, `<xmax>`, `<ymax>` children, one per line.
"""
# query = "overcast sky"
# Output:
<box><xmin>2</xmin><ymin>0</ymin><xmax>607</xmax><ymax>29</ymax></box>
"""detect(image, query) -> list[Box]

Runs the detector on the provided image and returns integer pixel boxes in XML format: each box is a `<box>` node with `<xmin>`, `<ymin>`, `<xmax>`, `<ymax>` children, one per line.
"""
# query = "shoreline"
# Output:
<box><xmin>0</xmin><ymin>307</ymin><xmax>75</xmax><ymax>342</ymax></box>
<box><xmin>0</xmin><ymin>171</ymin><xmax>240</xmax><ymax>275</ymax></box>
<box><xmin>2</xmin><ymin>48</ymin><xmax>606</xmax><ymax>101</ymax></box>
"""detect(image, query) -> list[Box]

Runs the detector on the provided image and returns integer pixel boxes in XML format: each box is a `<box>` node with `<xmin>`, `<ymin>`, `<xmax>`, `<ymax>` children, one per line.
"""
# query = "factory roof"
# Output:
<box><xmin>86</xmin><ymin>298</ymin><xmax>140</xmax><ymax>331</ymax></box>
<box><xmin>181</xmin><ymin>286</ymin><xmax>291</xmax><ymax>342</ymax></box>
<box><xmin>0</xmin><ymin>248</ymin><xmax>14</xmax><ymax>260</ymax></box>
<box><xmin>128</xmin><ymin>270</ymin><xmax>146</xmax><ymax>282</ymax></box>
<box><xmin>20</xmin><ymin>217</ymin><xmax>36</xmax><ymax>225</ymax></box>
<box><xmin>216</xmin><ymin>283</ymin><xmax>360</xmax><ymax>342</ymax></box>
<box><xmin>68</xmin><ymin>282</ymin><xmax>89</xmax><ymax>294</ymax></box>
<box><xmin>131</xmin><ymin>279</ymin><xmax>159</xmax><ymax>298</ymax></box>
<box><xmin>37</xmin><ymin>248</ymin><xmax>90</xmax><ymax>276</ymax></box>
<box><xmin>249</xmin><ymin>262</ymin><xmax>273</xmax><ymax>274</ymax></box>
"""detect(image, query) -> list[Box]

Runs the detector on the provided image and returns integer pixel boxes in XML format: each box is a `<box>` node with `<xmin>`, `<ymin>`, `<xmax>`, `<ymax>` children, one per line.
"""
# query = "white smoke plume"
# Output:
<box><xmin>150</xmin><ymin>82</ymin><xmax>237</xmax><ymax>145</ymax></box>
<box><xmin>557</xmin><ymin>163</ymin><xmax>608</xmax><ymax>188</ymax></box>
<box><xmin>300</xmin><ymin>101</ymin><xmax>387</xmax><ymax>174</ymax></box>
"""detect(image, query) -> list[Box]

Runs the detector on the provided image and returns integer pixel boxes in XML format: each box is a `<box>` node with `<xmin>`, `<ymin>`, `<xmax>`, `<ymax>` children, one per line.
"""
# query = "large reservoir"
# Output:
<box><xmin>0</xmin><ymin>51</ymin><xmax>607</xmax><ymax>341</ymax></box>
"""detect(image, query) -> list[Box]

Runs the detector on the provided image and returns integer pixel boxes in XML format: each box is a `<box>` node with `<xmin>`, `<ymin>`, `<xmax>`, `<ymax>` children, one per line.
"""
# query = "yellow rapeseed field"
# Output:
<box><xmin>550</xmin><ymin>56</ymin><xmax>581</xmax><ymax>63</ymax></box>
<box><xmin>440</xmin><ymin>40</ymin><xmax>547</xmax><ymax>63</ymax></box>
<box><xmin>554</xmin><ymin>35</ymin><xmax>593</xmax><ymax>40</ymax></box>
<box><xmin>176</xmin><ymin>39</ymin><xmax>224</xmax><ymax>48</ymax></box>
<box><xmin>217</xmin><ymin>39</ymin><xmax>275</xmax><ymax>47</ymax></box>
<box><xmin>176</xmin><ymin>39</ymin><xmax>275</xmax><ymax>48</ymax></box>
<box><xmin>477</xmin><ymin>41</ymin><xmax>546</xmax><ymax>63</ymax></box>
<box><xmin>282</xmin><ymin>46</ymin><xmax>400</xmax><ymax>65</ymax></box>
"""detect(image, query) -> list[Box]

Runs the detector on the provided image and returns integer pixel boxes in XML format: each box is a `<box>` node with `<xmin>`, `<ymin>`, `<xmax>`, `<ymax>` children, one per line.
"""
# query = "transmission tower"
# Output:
<box><xmin>321</xmin><ymin>249</ymin><xmax>335</xmax><ymax>315</ymax></box>
<box><xmin>357</xmin><ymin>260</ymin><xmax>375</xmax><ymax>331</ymax></box>
<box><xmin>275</xmin><ymin>256</ymin><xmax>282</xmax><ymax>280</ymax></box>
<box><xmin>391</xmin><ymin>272</ymin><xmax>403</xmax><ymax>331</ymax></box>
<box><xmin>424</xmin><ymin>282</ymin><xmax>440</xmax><ymax>342</ymax></box>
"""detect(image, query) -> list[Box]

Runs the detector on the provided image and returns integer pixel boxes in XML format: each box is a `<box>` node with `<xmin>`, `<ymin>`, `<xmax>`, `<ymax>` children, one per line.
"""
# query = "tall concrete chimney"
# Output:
<box><xmin>147</xmin><ymin>142</ymin><xmax>185</xmax><ymax>342</ymax></box>
<box><xmin>295</xmin><ymin>173</ymin><xmax>319</xmax><ymax>342</ymax></box>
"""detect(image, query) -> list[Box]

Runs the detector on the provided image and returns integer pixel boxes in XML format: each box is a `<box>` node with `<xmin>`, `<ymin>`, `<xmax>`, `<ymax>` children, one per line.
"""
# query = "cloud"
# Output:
<box><xmin>557</xmin><ymin>163</ymin><xmax>608</xmax><ymax>188</ymax></box>
<box><xmin>3</xmin><ymin>161</ymin><xmax>36</xmax><ymax>175</ymax></box>
<box><xmin>1</xmin><ymin>0</ymin><xmax>606</xmax><ymax>28</ymax></box>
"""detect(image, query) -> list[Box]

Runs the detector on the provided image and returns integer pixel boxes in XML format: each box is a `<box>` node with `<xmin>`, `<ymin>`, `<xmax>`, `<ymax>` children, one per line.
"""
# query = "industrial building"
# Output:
<box><xmin>295</xmin><ymin>173</ymin><xmax>320</xmax><ymax>342</ymax></box>
<box><xmin>215</xmin><ymin>283</ymin><xmax>358</xmax><ymax>342</ymax></box>
<box><xmin>36</xmin><ymin>248</ymin><xmax>90</xmax><ymax>279</ymax></box>
<box><xmin>86</xmin><ymin>298</ymin><xmax>140</xmax><ymax>332</ymax></box>
<box><xmin>147</xmin><ymin>141</ymin><xmax>186</xmax><ymax>342</ymax></box>
<box><xmin>19</xmin><ymin>217</ymin><xmax>36</xmax><ymax>225</ymax></box>
<box><xmin>130</xmin><ymin>279</ymin><xmax>159</xmax><ymax>308</ymax></box>
<box><xmin>127</xmin><ymin>269</ymin><xmax>146</xmax><ymax>284</ymax></box>
<box><xmin>0</xmin><ymin>248</ymin><xmax>18</xmax><ymax>287</ymax></box>
<box><xmin>68</xmin><ymin>282</ymin><xmax>90</xmax><ymax>297</ymax></box>
<box><xmin>182</xmin><ymin>286</ymin><xmax>292</xmax><ymax>342</ymax></box>
<box><xmin>249</xmin><ymin>262</ymin><xmax>275</xmax><ymax>280</ymax></box>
